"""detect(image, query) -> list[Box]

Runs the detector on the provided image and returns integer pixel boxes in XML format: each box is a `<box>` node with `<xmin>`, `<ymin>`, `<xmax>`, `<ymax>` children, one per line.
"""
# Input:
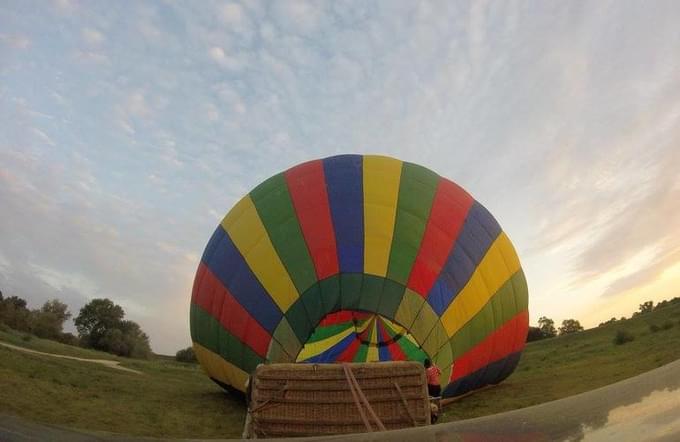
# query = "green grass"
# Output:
<box><xmin>441</xmin><ymin>301</ymin><xmax>680</xmax><ymax>422</ymax></box>
<box><xmin>1</xmin><ymin>302</ymin><xmax>679</xmax><ymax>437</ymax></box>
<box><xmin>0</xmin><ymin>332</ymin><xmax>245</xmax><ymax>438</ymax></box>
<box><xmin>0</xmin><ymin>328</ymin><xmax>119</xmax><ymax>361</ymax></box>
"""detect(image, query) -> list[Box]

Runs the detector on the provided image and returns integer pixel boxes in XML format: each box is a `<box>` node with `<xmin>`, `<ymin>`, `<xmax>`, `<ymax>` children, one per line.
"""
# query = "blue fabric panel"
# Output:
<box><xmin>426</xmin><ymin>202</ymin><xmax>502</xmax><ymax>315</ymax></box>
<box><xmin>201</xmin><ymin>225</ymin><xmax>282</xmax><ymax>333</ymax></box>
<box><xmin>323</xmin><ymin>155</ymin><xmax>364</xmax><ymax>273</ymax></box>
<box><xmin>303</xmin><ymin>332</ymin><xmax>356</xmax><ymax>363</ymax></box>
<box><xmin>201</xmin><ymin>225</ymin><xmax>225</xmax><ymax>263</ymax></box>
<box><xmin>442</xmin><ymin>351</ymin><xmax>522</xmax><ymax>398</ymax></box>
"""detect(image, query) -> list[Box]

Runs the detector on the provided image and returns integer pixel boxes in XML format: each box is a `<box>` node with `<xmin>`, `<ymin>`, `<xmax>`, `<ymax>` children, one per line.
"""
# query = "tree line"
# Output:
<box><xmin>527</xmin><ymin>296</ymin><xmax>680</xmax><ymax>343</ymax></box>
<box><xmin>0</xmin><ymin>289</ymin><xmax>151</xmax><ymax>359</ymax></box>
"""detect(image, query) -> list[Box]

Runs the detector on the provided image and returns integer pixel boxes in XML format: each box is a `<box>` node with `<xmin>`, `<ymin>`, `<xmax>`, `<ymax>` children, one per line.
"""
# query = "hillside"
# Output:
<box><xmin>441</xmin><ymin>300</ymin><xmax>680</xmax><ymax>421</ymax></box>
<box><xmin>1</xmin><ymin>301</ymin><xmax>679</xmax><ymax>438</ymax></box>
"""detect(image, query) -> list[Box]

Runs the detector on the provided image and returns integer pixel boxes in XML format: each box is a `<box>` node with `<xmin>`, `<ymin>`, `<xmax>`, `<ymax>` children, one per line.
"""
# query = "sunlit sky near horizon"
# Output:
<box><xmin>1</xmin><ymin>0</ymin><xmax>680</xmax><ymax>354</ymax></box>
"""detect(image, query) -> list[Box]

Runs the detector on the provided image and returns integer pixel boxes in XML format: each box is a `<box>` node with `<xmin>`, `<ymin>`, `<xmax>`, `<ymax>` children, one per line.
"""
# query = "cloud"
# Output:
<box><xmin>0</xmin><ymin>34</ymin><xmax>31</xmax><ymax>49</ymax></box>
<box><xmin>125</xmin><ymin>91</ymin><xmax>151</xmax><ymax>118</ymax></box>
<box><xmin>53</xmin><ymin>0</ymin><xmax>75</xmax><ymax>14</ymax></box>
<box><xmin>219</xmin><ymin>2</ymin><xmax>246</xmax><ymax>27</ymax></box>
<box><xmin>81</xmin><ymin>28</ymin><xmax>104</xmax><ymax>46</ymax></box>
<box><xmin>3</xmin><ymin>0</ymin><xmax>680</xmax><ymax>352</ymax></box>
<box><xmin>208</xmin><ymin>46</ymin><xmax>246</xmax><ymax>70</ymax></box>
<box><xmin>73</xmin><ymin>50</ymin><xmax>110</xmax><ymax>65</ymax></box>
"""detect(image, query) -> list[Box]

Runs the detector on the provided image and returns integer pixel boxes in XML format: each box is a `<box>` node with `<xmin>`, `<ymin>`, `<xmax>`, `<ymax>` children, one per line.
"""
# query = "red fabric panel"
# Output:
<box><xmin>450</xmin><ymin>310</ymin><xmax>529</xmax><ymax>381</ymax></box>
<box><xmin>192</xmin><ymin>262</ymin><xmax>271</xmax><ymax>357</ymax></box>
<box><xmin>379</xmin><ymin>321</ymin><xmax>407</xmax><ymax>361</ymax></box>
<box><xmin>318</xmin><ymin>310</ymin><xmax>354</xmax><ymax>326</ymax></box>
<box><xmin>336</xmin><ymin>336</ymin><xmax>361</xmax><ymax>362</ymax></box>
<box><xmin>407</xmin><ymin>178</ymin><xmax>474</xmax><ymax>297</ymax></box>
<box><xmin>285</xmin><ymin>160</ymin><xmax>339</xmax><ymax>280</ymax></box>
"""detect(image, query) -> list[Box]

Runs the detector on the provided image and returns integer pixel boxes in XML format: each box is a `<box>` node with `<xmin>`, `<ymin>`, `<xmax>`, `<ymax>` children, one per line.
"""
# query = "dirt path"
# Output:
<box><xmin>0</xmin><ymin>341</ymin><xmax>142</xmax><ymax>374</ymax></box>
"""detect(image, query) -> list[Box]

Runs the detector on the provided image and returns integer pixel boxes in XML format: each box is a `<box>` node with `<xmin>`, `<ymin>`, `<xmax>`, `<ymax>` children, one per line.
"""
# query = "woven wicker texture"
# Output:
<box><xmin>249</xmin><ymin>361</ymin><xmax>430</xmax><ymax>437</ymax></box>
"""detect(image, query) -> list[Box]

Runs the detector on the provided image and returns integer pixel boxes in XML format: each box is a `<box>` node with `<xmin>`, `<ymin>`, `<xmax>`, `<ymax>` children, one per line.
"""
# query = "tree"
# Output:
<box><xmin>559</xmin><ymin>319</ymin><xmax>584</xmax><ymax>335</ymax></box>
<box><xmin>0</xmin><ymin>295</ymin><xmax>32</xmax><ymax>332</ymax></box>
<box><xmin>598</xmin><ymin>317</ymin><xmax>618</xmax><ymax>327</ymax></box>
<box><xmin>635</xmin><ymin>301</ymin><xmax>654</xmax><ymax>316</ymax></box>
<box><xmin>538</xmin><ymin>316</ymin><xmax>557</xmax><ymax>338</ymax></box>
<box><xmin>176</xmin><ymin>346</ymin><xmax>197</xmax><ymax>363</ymax></box>
<box><xmin>75</xmin><ymin>298</ymin><xmax>125</xmax><ymax>349</ymax></box>
<box><xmin>526</xmin><ymin>326</ymin><xmax>545</xmax><ymax>342</ymax></box>
<box><xmin>41</xmin><ymin>299</ymin><xmax>71</xmax><ymax>324</ymax></box>
<box><xmin>32</xmin><ymin>299</ymin><xmax>72</xmax><ymax>339</ymax></box>
<box><xmin>118</xmin><ymin>320</ymin><xmax>151</xmax><ymax>358</ymax></box>
<box><xmin>74</xmin><ymin>298</ymin><xmax>151</xmax><ymax>358</ymax></box>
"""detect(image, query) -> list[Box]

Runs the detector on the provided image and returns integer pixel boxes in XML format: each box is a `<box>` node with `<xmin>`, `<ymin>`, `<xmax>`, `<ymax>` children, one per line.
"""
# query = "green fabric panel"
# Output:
<box><xmin>284</xmin><ymin>298</ymin><xmax>313</xmax><ymax>344</ymax></box>
<box><xmin>398</xmin><ymin>334</ymin><xmax>427</xmax><ymax>361</ymax></box>
<box><xmin>376</xmin><ymin>278</ymin><xmax>406</xmax><ymax>320</ymax></box>
<box><xmin>301</xmin><ymin>283</ymin><xmax>324</xmax><ymax>330</ymax></box>
<box><xmin>191</xmin><ymin>303</ymin><xmax>218</xmax><ymax>350</ymax></box>
<box><xmin>306</xmin><ymin>323</ymin><xmax>352</xmax><ymax>343</ymax></box>
<box><xmin>358</xmin><ymin>274</ymin><xmax>383</xmax><ymax>312</ymax></box>
<box><xmin>447</xmin><ymin>270</ymin><xmax>527</xmax><ymax>360</ymax></box>
<box><xmin>440</xmin><ymin>364</ymin><xmax>452</xmax><ymax>387</ymax></box>
<box><xmin>271</xmin><ymin>317</ymin><xmax>302</xmax><ymax>360</ymax></box>
<box><xmin>433</xmin><ymin>340</ymin><xmax>453</xmax><ymax>370</ymax></box>
<box><xmin>319</xmin><ymin>275</ymin><xmax>341</xmax><ymax>314</ymax></box>
<box><xmin>395</xmin><ymin>289</ymin><xmax>426</xmax><ymax>330</ymax></box>
<box><xmin>410</xmin><ymin>299</ymin><xmax>439</xmax><ymax>346</ymax></box>
<box><xmin>387</xmin><ymin>163</ymin><xmax>439</xmax><ymax>285</ymax></box>
<box><xmin>190</xmin><ymin>304</ymin><xmax>265</xmax><ymax>373</ymax></box>
<box><xmin>189</xmin><ymin>301</ymin><xmax>199</xmax><ymax>342</ymax></box>
<box><xmin>513</xmin><ymin>270</ymin><xmax>529</xmax><ymax>312</ymax></box>
<box><xmin>340</xmin><ymin>273</ymin><xmax>363</xmax><ymax>310</ymax></box>
<box><xmin>421</xmin><ymin>320</ymin><xmax>448</xmax><ymax>356</ymax></box>
<box><xmin>268</xmin><ymin>338</ymin><xmax>293</xmax><ymax>363</ymax></box>
<box><xmin>353</xmin><ymin>343</ymin><xmax>368</xmax><ymax>362</ymax></box>
<box><xmin>250</xmin><ymin>173</ymin><xmax>317</xmax><ymax>293</ymax></box>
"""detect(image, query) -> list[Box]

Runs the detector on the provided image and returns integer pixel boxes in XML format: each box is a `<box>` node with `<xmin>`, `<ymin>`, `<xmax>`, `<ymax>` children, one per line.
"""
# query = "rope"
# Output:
<box><xmin>393</xmin><ymin>381</ymin><xmax>417</xmax><ymax>426</ymax></box>
<box><xmin>343</xmin><ymin>363</ymin><xmax>386</xmax><ymax>431</ymax></box>
<box><xmin>343</xmin><ymin>363</ymin><xmax>373</xmax><ymax>432</ymax></box>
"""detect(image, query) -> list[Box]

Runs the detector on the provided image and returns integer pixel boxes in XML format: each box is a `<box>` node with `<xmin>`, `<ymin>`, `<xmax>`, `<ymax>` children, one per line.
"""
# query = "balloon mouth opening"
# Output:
<box><xmin>295</xmin><ymin>309</ymin><xmax>428</xmax><ymax>363</ymax></box>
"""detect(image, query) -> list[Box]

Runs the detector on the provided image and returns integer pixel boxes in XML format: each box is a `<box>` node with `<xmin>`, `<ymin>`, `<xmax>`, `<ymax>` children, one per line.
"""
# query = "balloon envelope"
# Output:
<box><xmin>190</xmin><ymin>154</ymin><xmax>529</xmax><ymax>398</ymax></box>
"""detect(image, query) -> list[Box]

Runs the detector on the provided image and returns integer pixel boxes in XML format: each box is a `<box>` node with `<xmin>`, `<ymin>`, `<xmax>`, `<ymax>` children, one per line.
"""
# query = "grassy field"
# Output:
<box><xmin>441</xmin><ymin>301</ymin><xmax>680</xmax><ymax>422</ymax></box>
<box><xmin>0</xmin><ymin>328</ymin><xmax>245</xmax><ymax>439</ymax></box>
<box><xmin>1</xmin><ymin>302</ymin><xmax>680</xmax><ymax>438</ymax></box>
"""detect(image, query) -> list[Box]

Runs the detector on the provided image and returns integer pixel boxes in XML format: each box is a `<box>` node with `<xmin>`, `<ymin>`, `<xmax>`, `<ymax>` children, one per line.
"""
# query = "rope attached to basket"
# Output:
<box><xmin>342</xmin><ymin>363</ymin><xmax>386</xmax><ymax>432</ymax></box>
<box><xmin>393</xmin><ymin>381</ymin><xmax>418</xmax><ymax>426</ymax></box>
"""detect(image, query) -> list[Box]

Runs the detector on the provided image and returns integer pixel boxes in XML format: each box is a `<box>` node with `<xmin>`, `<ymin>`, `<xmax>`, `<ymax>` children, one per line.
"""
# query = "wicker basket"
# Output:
<box><xmin>247</xmin><ymin>361</ymin><xmax>431</xmax><ymax>438</ymax></box>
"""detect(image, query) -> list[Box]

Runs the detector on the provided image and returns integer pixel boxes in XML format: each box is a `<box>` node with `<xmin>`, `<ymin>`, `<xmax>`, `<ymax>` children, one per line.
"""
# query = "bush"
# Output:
<box><xmin>21</xmin><ymin>334</ymin><xmax>32</xmax><ymax>342</ymax></box>
<box><xmin>613</xmin><ymin>330</ymin><xmax>634</xmax><ymax>345</ymax></box>
<box><xmin>176</xmin><ymin>346</ymin><xmax>197</xmax><ymax>363</ymax></box>
<box><xmin>0</xmin><ymin>322</ymin><xmax>9</xmax><ymax>332</ymax></box>
<box><xmin>57</xmin><ymin>332</ymin><xmax>80</xmax><ymax>346</ymax></box>
<box><xmin>650</xmin><ymin>323</ymin><xmax>661</xmax><ymax>333</ymax></box>
<box><xmin>661</xmin><ymin>320</ymin><xmax>674</xmax><ymax>330</ymax></box>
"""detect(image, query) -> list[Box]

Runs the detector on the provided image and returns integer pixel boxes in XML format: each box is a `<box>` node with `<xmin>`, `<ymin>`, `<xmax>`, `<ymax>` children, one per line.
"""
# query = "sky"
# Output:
<box><xmin>1</xmin><ymin>0</ymin><xmax>679</xmax><ymax>354</ymax></box>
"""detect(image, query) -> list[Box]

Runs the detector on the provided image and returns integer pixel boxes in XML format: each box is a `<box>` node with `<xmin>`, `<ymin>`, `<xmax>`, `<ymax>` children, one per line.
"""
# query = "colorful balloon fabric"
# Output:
<box><xmin>190</xmin><ymin>154</ymin><xmax>529</xmax><ymax>398</ymax></box>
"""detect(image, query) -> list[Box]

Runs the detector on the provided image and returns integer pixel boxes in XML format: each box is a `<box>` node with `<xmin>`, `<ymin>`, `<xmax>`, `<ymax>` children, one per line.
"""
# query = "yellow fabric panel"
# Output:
<box><xmin>363</xmin><ymin>155</ymin><xmax>402</xmax><ymax>277</ymax></box>
<box><xmin>193</xmin><ymin>343</ymin><xmax>249</xmax><ymax>392</ymax></box>
<box><xmin>441</xmin><ymin>232</ymin><xmax>521</xmax><ymax>337</ymax></box>
<box><xmin>394</xmin><ymin>288</ymin><xmax>426</xmax><ymax>330</ymax></box>
<box><xmin>221</xmin><ymin>195</ymin><xmax>299</xmax><ymax>312</ymax></box>
<box><xmin>410</xmin><ymin>301</ymin><xmax>440</xmax><ymax>348</ymax></box>
<box><xmin>366</xmin><ymin>322</ymin><xmax>379</xmax><ymax>362</ymax></box>
<box><xmin>296</xmin><ymin>326</ymin><xmax>354</xmax><ymax>361</ymax></box>
<box><xmin>272</xmin><ymin>317</ymin><xmax>302</xmax><ymax>359</ymax></box>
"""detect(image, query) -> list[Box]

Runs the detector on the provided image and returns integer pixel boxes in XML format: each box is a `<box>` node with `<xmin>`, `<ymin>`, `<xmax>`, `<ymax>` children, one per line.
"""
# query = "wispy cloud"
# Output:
<box><xmin>2</xmin><ymin>0</ymin><xmax>680</xmax><ymax>351</ymax></box>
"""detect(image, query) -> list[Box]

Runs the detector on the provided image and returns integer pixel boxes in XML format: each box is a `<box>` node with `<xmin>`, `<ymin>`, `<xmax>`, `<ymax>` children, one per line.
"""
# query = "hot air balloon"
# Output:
<box><xmin>190</xmin><ymin>154</ymin><xmax>528</xmax><ymax>398</ymax></box>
